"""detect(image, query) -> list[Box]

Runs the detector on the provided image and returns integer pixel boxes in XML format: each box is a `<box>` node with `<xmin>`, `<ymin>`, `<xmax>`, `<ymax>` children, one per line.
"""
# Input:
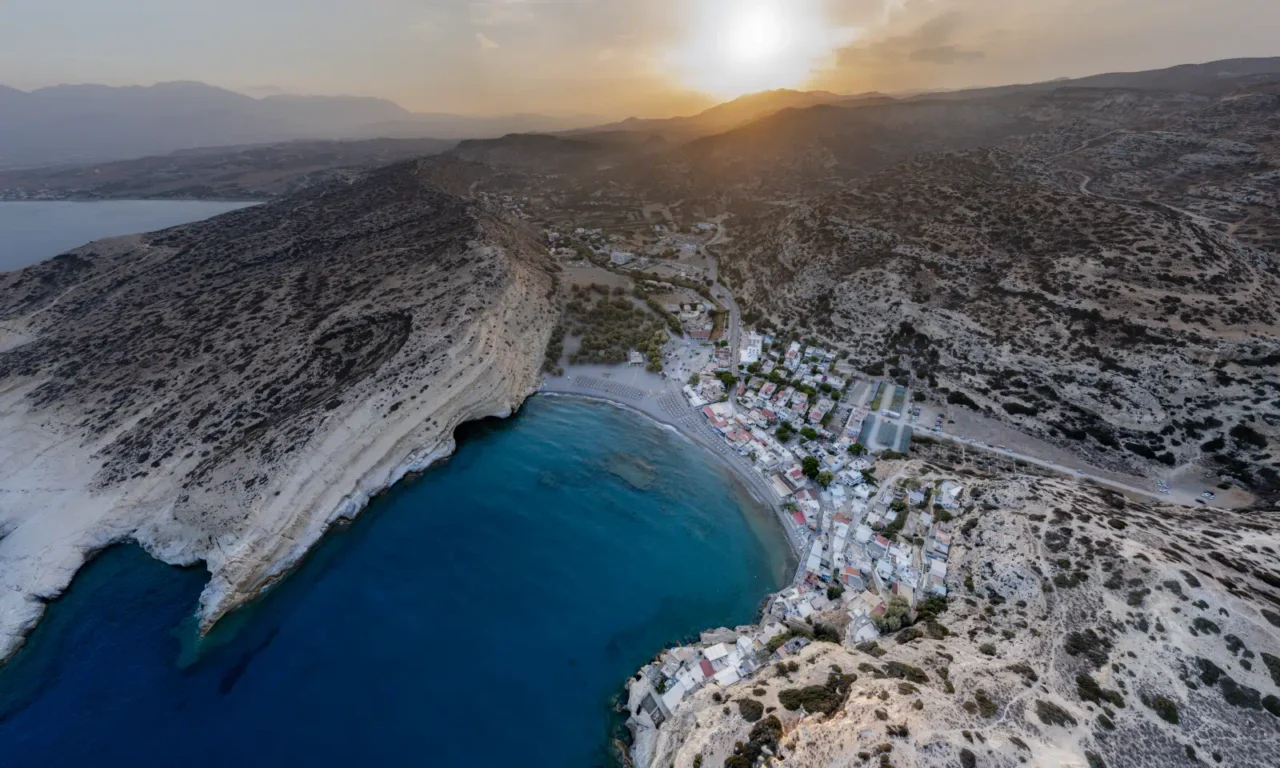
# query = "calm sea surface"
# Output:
<box><xmin>0</xmin><ymin>200</ymin><xmax>258</xmax><ymax>271</ymax></box>
<box><xmin>0</xmin><ymin>396</ymin><xmax>792</xmax><ymax>767</ymax></box>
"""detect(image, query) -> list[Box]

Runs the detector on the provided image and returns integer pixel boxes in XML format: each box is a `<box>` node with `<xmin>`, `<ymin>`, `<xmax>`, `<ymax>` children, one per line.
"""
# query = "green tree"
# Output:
<box><xmin>874</xmin><ymin>596</ymin><xmax>912</xmax><ymax>633</ymax></box>
<box><xmin>688</xmin><ymin>373</ymin><xmax>700</xmax><ymax>386</ymax></box>
<box><xmin>848</xmin><ymin>442</ymin><xmax>866</xmax><ymax>456</ymax></box>
<box><xmin>817</xmin><ymin>470</ymin><xmax>835</xmax><ymax>488</ymax></box>
<box><xmin>801</xmin><ymin>456</ymin><xmax>820</xmax><ymax>479</ymax></box>
<box><xmin>800</xmin><ymin>426</ymin><xmax>819</xmax><ymax>441</ymax></box>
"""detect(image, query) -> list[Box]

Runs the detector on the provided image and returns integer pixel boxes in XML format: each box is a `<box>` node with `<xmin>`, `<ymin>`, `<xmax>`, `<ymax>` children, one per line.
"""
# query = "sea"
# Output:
<box><xmin>0</xmin><ymin>396</ymin><xmax>793</xmax><ymax>767</ymax></box>
<box><xmin>0</xmin><ymin>200</ymin><xmax>258</xmax><ymax>272</ymax></box>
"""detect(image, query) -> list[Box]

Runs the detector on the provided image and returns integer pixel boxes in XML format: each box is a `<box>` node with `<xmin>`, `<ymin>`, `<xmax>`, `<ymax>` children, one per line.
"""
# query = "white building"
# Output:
<box><xmin>610</xmin><ymin>250</ymin><xmax>635</xmax><ymax>266</ymax></box>
<box><xmin>741</xmin><ymin>332</ymin><xmax>764</xmax><ymax>365</ymax></box>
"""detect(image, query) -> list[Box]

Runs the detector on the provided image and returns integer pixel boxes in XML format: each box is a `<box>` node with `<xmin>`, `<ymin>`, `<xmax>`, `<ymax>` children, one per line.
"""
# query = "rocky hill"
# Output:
<box><xmin>0</xmin><ymin>137</ymin><xmax>458</xmax><ymax>202</ymax></box>
<box><xmin>1048</xmin><ymin>81</ymin><xmax>1280</xmax><ymax>252</ymax></box>
<box><xmin>632</xmin><ymin>457</ymin><xmax>1280</xmax><ymax>768</ymax></box>
<box><xmin>717</xmin><ymin>148</ymin><xmax>1280</xmax><ymax>498</ymax></box>
<box><xmin>0</xmin><ymin>161</ymin><xmax>560</xmax><ymax>660</ymax></box>
<box><xmin>605</xmin><ymin>86</ymin><xmax>1213</xmax><ymax>198</ymax></box>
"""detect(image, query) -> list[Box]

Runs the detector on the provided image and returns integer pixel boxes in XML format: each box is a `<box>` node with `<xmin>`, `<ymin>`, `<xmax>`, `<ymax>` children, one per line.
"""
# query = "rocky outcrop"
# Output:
<box><xmin>0</xmin><ymin>160</ymin><xmax>559</xmax><ymax>660</ymax></box>
<box><xmin>628</xmin><ymin>467</ymin><xmax>1280</xmax><ymax>768</ymax></box>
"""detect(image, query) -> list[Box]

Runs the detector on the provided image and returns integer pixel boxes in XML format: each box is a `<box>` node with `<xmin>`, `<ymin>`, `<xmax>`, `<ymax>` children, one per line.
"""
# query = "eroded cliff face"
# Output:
<box><xmin>0</xmin><ymin>160</ymin><xmax>559</xmax><ymax>660</ymax></box>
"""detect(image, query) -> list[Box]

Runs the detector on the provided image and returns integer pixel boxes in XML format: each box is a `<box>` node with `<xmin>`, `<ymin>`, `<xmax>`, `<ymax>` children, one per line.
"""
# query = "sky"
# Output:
<box><xmin>1</xmin><ymin>0</ymin><xmax>1277</xmax><ymax>119</ymax></box>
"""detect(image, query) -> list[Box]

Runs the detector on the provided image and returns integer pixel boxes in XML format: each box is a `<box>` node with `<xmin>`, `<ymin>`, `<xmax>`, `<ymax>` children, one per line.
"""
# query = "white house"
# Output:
<box><xmin>741</xmin><ymin>332</ymin><xmax>764</xmax><ymax>365</ymax></box>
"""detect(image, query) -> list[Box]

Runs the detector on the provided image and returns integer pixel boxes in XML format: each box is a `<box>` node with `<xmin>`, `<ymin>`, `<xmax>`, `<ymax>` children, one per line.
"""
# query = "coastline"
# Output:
<box><xmin>536</xmin><ymin>376</ymin><xmax>806</xmax><ymax>562</ymax></box>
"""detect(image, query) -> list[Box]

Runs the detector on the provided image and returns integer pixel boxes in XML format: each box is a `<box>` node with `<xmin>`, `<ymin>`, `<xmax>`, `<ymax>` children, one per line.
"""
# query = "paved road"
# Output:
<box><xmin>703</xmin><ymin>221</ymin><xmax>741</xmax><ymax>367</ymax></box>
<box><xmin>929</xmin><ymin>430</ymin><xmax>1206</xmax><ymax>507</ymax></box>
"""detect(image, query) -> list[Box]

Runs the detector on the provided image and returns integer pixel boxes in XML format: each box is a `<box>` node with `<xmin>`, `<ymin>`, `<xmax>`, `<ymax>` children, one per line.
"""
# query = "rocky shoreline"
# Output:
<box><xmin>0</xmin><ymin>162</ymin><xmax>559</xmax><ymax>661</ymax></box>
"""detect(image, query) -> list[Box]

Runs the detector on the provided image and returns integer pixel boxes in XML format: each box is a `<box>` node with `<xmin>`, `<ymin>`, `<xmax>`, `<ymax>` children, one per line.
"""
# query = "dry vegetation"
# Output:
<box><xmin>719</xmin><ymin>143</ymin><xmax>1280</xmax><ymax>498</ymax></box>
<box><xmin>642</xmin><ymin>458</ymin><xmax>1280</xmax><ymax>768</ymax></box>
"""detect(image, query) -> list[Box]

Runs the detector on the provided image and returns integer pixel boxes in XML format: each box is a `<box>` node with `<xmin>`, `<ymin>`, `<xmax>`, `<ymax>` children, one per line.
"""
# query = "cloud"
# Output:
<box><xmin>832</xmin><ymin>10</ymin><xmax>984</xmax><ymax>69</ymax></box>
<box><xmin>477</xmin><ymin>32</ymin><xmax>500</xmax><ymax>50</ymax></box>
<box><xmin>470</xmin><ymin>0</ymin><xmax>536</xmax><ymax>27</ymax></box>
<box><xmin>910</xmin><ymin>45</ymin><xmax>983</xmax><ymax>64</ymax></box>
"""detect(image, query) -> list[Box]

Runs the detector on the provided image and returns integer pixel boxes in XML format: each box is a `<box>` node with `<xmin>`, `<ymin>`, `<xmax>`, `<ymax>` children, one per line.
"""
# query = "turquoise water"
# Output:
<box><xmin>0</xmin><ymin>200</ymin><xmax>258</xmax><ymax>271</ymax></box>
<box><xmin>0</xmin><ymin>396</ymin><xmax>792</xmax><ymax>767</ymax></box>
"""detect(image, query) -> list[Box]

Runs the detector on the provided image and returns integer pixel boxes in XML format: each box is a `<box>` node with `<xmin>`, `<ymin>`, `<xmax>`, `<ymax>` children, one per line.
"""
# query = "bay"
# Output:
<box><xmin>0</xmin><ymin>396</ymin><xmax>792</xmax><ymax>767</ymax></box>
<box><xmin>0</xmin><ymin>200</ymin><xmax>258</xmax><ymax>271</ymax></box>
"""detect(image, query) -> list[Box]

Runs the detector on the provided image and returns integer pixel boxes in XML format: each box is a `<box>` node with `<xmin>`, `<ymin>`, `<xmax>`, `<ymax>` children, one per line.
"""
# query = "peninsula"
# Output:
<box><xmin>0</xmin><ymin>160</ymin><xmax>559</xmax><ymax>660</ymax></box>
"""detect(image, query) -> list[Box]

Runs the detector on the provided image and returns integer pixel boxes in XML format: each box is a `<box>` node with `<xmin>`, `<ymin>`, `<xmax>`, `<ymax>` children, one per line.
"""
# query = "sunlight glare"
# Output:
<box><xmin>668</xmin><ymin>0</ymin><xmax>857</xmax><ymax>99</ymax></box>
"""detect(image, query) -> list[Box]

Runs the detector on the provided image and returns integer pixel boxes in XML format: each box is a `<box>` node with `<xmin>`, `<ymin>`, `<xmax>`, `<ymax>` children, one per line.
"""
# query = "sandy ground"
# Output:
<box><xmin>561</xmin><ymin>264</ymin><xmax>633</xmax><ymax>289</ymax></box>
<box><xmin>939</xmin><ymin>406</ymin><xmax>1241</xmax><ymax>507</ymax></box>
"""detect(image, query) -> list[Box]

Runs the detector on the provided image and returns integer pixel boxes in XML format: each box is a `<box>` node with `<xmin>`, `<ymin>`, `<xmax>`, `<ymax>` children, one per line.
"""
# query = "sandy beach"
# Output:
<box><xmin>538</xmin><ymin>364</ymin><xmax>808</xmax><ymax>559</ymax></box>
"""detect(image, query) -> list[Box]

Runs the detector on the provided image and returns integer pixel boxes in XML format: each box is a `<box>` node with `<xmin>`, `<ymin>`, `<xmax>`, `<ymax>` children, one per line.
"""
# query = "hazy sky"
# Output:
<box><xmin>2</xmin><ymin>0</ymin><xmax>1277</xmax><ymax>118</ymax></box>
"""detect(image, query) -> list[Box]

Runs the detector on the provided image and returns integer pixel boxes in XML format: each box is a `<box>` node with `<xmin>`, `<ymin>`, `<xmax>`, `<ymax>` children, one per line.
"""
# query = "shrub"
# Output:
<box><xmin>916</xmin><ymin>595</ymin><xmax>948</xmax><ymax>620</ymax></box>
<box><xmin>1064</xmin><ymin>629</ymin><xmax>1111</xmax><ymax>668</ymax></box>
<box><xmin>1261</xmin><ymin>652</ymin><xmax>1280</xmax><ymax>687</ymax></box>
<box><xmin>1146</xmin><ymin>694</ymin><xmax>1179</xmax><ymax>724</ymax></box>
<box><xmin>1263</xmin><ymin>695</ymin><xmax>1280</xmax><ymax>718</ymax></box>
<box><xmin>874</xmin><ymin>596</ymin><xmax>912</xmax><ymax>633</ymax></box>
<box><xmin>1229</xmin><ymin>423</ymin><xmax>1268</xmax><ymax>449</ymax></box>
<box><xmin>882</xmin><ymin>661</ymin><xmax>929</xmax><ymax>684</ymax></box>
<box><xmin>1008</xmin><ymin>663</ymin><xmax>1039</xmax><ymax>684</ymax></box>
<box><xmin>1077</xmin><ymin>673</ymin><xmax>1125</xmax><ymax>708</ymax></box>
<box><xmin>779</xmin><ymin>685</ymin><xmax>841</xmax><ymax>714</ymax></box>
<box><xmin>973</xmin><ymin>689</ymin><xmax>998</xmax><ymax>717</ymax></box>
<box><xmin>1191</xmin><ymin>617</ymin><xmax>1220</xmax><ymax>635</ymax></box>
<box><xmin>813</xmin><ymin>623</ymin><xmax>841</xmax><ymax>644</ymax></box>
<box><xmin>737</xmin><ymin>698</ymin><xmax>764</xmax><ymax>722</ymax></box>
<box><xmin>1035</xmin><ymin>700</ymin><xmax>1078</xmax><ymax>727</ymax></box>
<box><xmin>1003</xmin><ymin>402</ymin><xmax>1039</xmax><ymax>417</ymax></box>
<box><xmin>856</xmin><ymin>641</ymin><xmax>886</xmax><ymax>658</ymax></box>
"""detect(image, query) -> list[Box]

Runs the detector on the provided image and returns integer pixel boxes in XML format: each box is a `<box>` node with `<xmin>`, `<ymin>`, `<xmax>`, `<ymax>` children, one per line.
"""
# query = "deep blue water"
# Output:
<box><xmin>0</xmin><ymin>200</ymin><xmax>258</xmax><ymax>271</ymax></box>
<box><xmin>0</xmin><ymin>396</ymin><xmax>791</xmax><ymax>767</ymax></box>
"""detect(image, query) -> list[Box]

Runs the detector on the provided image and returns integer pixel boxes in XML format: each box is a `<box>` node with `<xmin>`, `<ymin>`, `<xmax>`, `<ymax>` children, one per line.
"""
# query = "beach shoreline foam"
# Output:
<box><xmin>537</xmin><ymin>377</ymin><xmax>805</xmax><ymax>560</ymax></box>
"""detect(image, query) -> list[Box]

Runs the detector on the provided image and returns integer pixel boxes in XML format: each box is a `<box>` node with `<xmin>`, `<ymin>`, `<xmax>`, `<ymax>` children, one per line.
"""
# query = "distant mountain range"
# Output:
<box><xmin>6</xmin><ymin>57</ymin><xmax>1279</xmax><ymax>172</ymax></box>
<box><xmin>919</xmin><ymin>56</ymin><xmax>1280</xmax><ymax>100</ymax></box>
<box><xmin>563</xmin><ymin>89</ymin><xmax>893</xmax><ymax>142</ymax></box>
<box><xmin>0</xmin><ymin>81</ymin><xmax>596</xmax><ymax>169</ymax></box>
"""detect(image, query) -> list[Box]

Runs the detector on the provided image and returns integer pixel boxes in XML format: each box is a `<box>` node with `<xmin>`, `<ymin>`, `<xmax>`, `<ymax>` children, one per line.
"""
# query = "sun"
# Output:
<box><xmin>725</xmin><ymin>7</ymin><xmax>785</xmax><ymax>66</ymax></box>
<box><xmin>668</xmin><ymin>0</ymin><xmax>855</xmax><ymax>99</ymax></box>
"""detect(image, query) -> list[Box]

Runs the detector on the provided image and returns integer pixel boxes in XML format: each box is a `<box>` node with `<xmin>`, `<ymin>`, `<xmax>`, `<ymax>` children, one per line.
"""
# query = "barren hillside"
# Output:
<box><xmin>634</xmin><ymin>457</ymin><xmax>1280</xmax><ymax>768</ymax></box>
<box><xmin>0</xmin><ymin>160</ymin><xmax>560</xmax><ymax>660</ymax></box>
<box><xmin>718</xmin><ymin>149</ymin><xmax>1280</xmax><ymax>497</ymax></box>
